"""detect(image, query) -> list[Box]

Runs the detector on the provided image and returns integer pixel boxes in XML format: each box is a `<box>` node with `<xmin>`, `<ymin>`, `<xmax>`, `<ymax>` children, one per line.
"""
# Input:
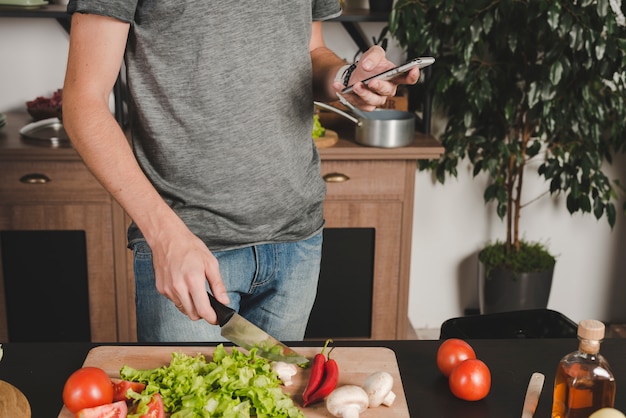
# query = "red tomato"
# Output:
<box><xmin>112</xmin><ymin>379</ymin><xmax>146</xmax><ymax>402</ymax></box>
<box><xmin>144</xmin><ymin>393</ymin><xmax>165</xmax><ymax>418</ymax></box>
<box><xmin>448</xmin><ymin>359</ymin><xmax>491</xmax><ymax>401</ymax></box>
<box><xmin>76</xmin><ymin>400</ymin><xmax>127</xmax><ymax>418</ymax></box>
<box><xmin>62</xmin><ymin>367</ymin><xmax>114</xmax><ymax>413</ymax></box>
<box><xmin>436</xmin><ymin>338</ymin><xmax>477</xmax><ymax>377</ymax></box>
<box><xmin>130</xmin><ymin>393</ymin><xmax>165</xmax><ymax>418</ymax></box>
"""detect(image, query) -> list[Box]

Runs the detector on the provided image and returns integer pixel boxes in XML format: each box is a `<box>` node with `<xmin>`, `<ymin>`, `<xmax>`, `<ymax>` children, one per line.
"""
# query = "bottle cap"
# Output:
<box><xmin>578</xmin><ymin>319</ymin><xmax>605</xmax><ymax>341</ymax></box>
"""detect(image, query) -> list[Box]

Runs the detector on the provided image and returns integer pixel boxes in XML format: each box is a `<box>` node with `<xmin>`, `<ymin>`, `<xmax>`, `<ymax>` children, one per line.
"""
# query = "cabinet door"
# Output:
<box><xmin>323</xmin><ymin>200</ymin><xmax>404</xmax><ymax>340</ymax></box>
<box><xmin>0</xmin><ymin>203</ymin><xmax>118</xmax><ymax>342</ymax></box>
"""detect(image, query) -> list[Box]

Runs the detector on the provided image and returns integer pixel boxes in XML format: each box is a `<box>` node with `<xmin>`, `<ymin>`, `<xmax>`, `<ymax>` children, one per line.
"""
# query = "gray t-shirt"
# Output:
<box><xmin>68</xmin><ymin>0</ymin><xmax>341</xmax><ymax>251</ymax></box>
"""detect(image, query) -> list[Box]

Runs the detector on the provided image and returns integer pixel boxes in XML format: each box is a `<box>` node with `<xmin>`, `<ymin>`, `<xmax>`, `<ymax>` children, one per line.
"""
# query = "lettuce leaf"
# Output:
<box><xmin>120</xmin><ymin>345</ymin><xmax>303</xmax><ymax>418</ymax></box>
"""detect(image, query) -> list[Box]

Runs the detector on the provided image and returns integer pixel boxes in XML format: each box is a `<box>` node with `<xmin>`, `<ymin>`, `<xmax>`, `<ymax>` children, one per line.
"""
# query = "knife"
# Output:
<box><xmin>207</xmin><ymin>292</ymin><xmax>309</xmax><ymax>365</ymax></box>
<box><xmin>521</xmin><ymin>372</ymin><xmax>545</xmax><ymax>418</ymax></box>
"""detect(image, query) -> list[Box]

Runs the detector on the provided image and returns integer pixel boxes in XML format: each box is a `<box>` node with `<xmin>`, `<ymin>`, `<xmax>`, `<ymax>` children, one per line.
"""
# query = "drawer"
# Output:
<box><xmin>321</xmin><ymin>160</ymin><xmax>406</xmax><ymax>200</ymax></box>
<box><xmin>0</xmin><ymin>161</ymin><xmax>110</xmax><ymax>204</ymax></box>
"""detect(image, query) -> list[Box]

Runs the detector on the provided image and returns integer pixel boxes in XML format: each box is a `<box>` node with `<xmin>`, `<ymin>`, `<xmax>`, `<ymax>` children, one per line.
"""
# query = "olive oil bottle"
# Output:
<box><xmin>552</xmin><ymin>319</ymin><xmax>615</xmax><ymax>418</ymax></box>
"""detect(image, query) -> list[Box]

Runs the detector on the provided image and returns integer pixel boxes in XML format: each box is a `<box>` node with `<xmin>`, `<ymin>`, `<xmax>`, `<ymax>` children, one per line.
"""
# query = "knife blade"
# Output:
<box><xmin>521</xmin><ymin>372</ymin><xmax>545</xmax><ymax>418</ymax></box>
<box><xmin>207</xmin><ymin>292</ymin><xmax>309</xmax><ymax>365</ymax></box>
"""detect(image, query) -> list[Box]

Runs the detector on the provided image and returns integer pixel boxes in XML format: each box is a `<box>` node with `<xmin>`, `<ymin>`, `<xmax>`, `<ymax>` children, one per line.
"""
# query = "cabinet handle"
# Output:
<box><xmin>323</xmin><ymin>172</ymin><xmax>350</xmax><ymax>183</ymax></box>
<box><xmin>19</xmin><ymin>173</ymin><xmax>51</xmax><ymax>184</ymax></box>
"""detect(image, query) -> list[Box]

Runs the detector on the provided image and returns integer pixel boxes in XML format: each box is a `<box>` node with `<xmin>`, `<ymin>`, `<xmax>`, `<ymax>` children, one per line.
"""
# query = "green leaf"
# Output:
<box><xmin>528</xmin><ymin>82</ymin><xmax>540</xmax><ymax>109</ymax></box>
<box><xmin>482</xmin><ymin>11</ymin><xmax>493</xmax><ymax>34</ymax></box>
<box><xmin>527</xmin><ymin>140</ymin><xmax>541</xmax><ymax>157</ymax></box>
<box><xmin>464</xmin><ymin>111</ymin><xmax>473</xmax><ymax>129</ymax></box>
<box><xmin>549</xmin><ymin>61</ymin><xmax>563</xmax><ymax>85</ymax></box>
<box><xmin>497</xmin><ymin>201</ymin><xmax>507</xmax><ymax>219</ymax></box>
<box><xmin>580</xmin><ymin>195</ymin><xmax>592</xmax><ymax>213</ymax></box>
<box><xmin>593</xmin><ymin>195</ymin><xmax>605</xmax><ymax>219</ymax></box>
<box><xmin>607</xmin><ymin>203</ymin><xmax>616</xmax><ymax>228</ymax></box>
<box><xmin>388</xmin><ymin>0</ymin><xmax>626</xmax><ymax>237</ymax></box>
<box><xmin>595</xmin><ymin>42</ymin><xmax>606</xmax><ymax>60</ymax></box>
<box><xmin>570</xmin><ymin>24</ymin><xmax>584</xmax><ymax>50</ymax></box>
<box><xmin>547</xmin><ymin>7</ymin><xmax>560</xmax><ymax>30</ymax></box>
<box><xmin>550</xmin><ymin>176</ymin><xmax>562</xmax><ymax>193</ymax></box>
<box><xmin>597</xmin><ymin>0</ymin><xmax>609</xmax><ymax>17</ymax></box>
<box><xmin>484</xmin><ymin>183</ymin><xmax>499</xmax><ymax>202</ymax></box>
<box><xmin>470</xmin><ymin>21</ymin><xmax>482</xmax><ymax>43</ymax></box>
<box><xmin>567</xmin><ymin>193</ymin><xmax>579</xmax><ymax>213</ymax></box>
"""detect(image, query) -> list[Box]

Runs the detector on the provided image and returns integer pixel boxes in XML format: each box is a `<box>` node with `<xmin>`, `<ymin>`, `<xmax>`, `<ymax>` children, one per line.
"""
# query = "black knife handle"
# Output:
<box><xmin>207</xmin><ymin>292</ymin><xmax>235</xmax><ymax>327</ymax></box>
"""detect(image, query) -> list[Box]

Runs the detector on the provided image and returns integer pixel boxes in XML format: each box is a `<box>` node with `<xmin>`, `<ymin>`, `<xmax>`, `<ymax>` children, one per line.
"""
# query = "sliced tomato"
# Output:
<box><xmin>143</xmin><ymin>393</ymin><xmax>165</xmax><ymax>418</ymax></box>
<box><xmin>76</xmin><ymin>400</ymin><xmax>128</xmax><ymax>418</ymax></box>
<box><xmin>130</xmin><ymin>393</ymin><xmax>165</xmax><ymax>418</ymax></box>
<box><xmin>112</xmin><ymin>379</ymin><xmax>147</xmax><ymax>402</ymax></box>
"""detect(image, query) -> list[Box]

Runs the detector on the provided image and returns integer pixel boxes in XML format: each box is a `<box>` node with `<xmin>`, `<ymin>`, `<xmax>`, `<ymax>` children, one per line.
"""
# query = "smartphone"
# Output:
<box><xmin>341</xmin><ymin>56</ymin><xmax>435</xmax><ymax>94</ymax></box>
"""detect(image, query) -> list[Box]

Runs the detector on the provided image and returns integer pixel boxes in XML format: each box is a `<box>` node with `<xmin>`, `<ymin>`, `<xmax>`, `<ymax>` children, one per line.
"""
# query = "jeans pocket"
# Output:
<box><xmin>129</xmin><ymin>239</ymin><xmax>152</xmax><ymax>261</ymax></box>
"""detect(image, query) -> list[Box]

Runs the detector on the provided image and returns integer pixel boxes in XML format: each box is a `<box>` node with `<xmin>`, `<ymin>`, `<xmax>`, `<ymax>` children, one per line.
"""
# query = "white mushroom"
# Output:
<box><xmin>326</xmin><ymin>385</ymin><xmax>369</xmax><ymax>418</ymax></box>
<box><xmin>271</xmin><ymin>361</ymin><xmax>298</xmax><ymax>387</ymax></box>
<box><xmin>589</xmin><ymin>408</ymin><xmax>626</xmax><ymax>418</ymax></box>
<box><xmin>362</xmin><ymin>371</ymin><xmax>396</xmax><ymax>407</ymax></box>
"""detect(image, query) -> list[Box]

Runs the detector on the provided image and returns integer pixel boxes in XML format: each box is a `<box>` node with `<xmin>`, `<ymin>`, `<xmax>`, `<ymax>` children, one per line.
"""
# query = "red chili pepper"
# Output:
<box><xmin>302</xmin><ymin>339</ymin><xmax>332</xmax><ymax>405</ymax></box>
<box><xmin>303</xmin><ymin>356</ymin><xmax>339</xmax><ymax>407</ymax></box>
<box><xmin>302</xmin><ymin>342</ymin><xmax>339</xmax><ymax>407</ymax></box>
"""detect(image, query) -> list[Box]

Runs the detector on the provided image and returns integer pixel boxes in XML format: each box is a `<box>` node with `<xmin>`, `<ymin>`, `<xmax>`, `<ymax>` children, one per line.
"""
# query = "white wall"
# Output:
<box><xmin>0</xmin><ymin>19</ymin><xmax>69</xmax><ymax>111</ymax></box>
<box><xmin>3</xmin><ymin>18</ymin><xmax>625</xmax><ymax>334</ymax></box>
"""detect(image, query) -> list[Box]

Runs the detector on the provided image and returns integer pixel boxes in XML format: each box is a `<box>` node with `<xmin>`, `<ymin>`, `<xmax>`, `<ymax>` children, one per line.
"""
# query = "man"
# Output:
<box><xmin>63</xmin><ymin>0</ymin><xmax>419</xmax><ymax>342</ymax></box>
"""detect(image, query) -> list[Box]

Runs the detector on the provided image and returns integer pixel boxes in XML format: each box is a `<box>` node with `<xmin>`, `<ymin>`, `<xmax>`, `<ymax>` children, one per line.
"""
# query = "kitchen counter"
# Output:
<box><xmin>0</xmin><ymin>112</ymin><xmax>78</xmax><ymax>161</ymax></box>
<box><xmin>317</xmin><ymin>111</ymin><xmax>443</xmax><ymax>160</ymax></box>
<box><xmin>0</xmin><ymin>111</ymin><xmax>444</xmax><ymax>160</ymax></box>
<box><xmin>1</xmin><ymin>338</ymin><xmax>625</xmax><ymax>417</ymax></box>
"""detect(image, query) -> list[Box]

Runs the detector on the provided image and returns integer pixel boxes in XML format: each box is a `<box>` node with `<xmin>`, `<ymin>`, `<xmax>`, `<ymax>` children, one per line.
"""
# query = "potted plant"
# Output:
<box><xmin>389</xmin><ymin>0</ymin><xmax>626</xmax><ymax>313</ymax></box>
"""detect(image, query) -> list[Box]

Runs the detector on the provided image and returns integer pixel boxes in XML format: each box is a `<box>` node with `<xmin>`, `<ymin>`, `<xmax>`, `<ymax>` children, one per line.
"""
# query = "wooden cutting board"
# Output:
<box><xmin>314</xmin><ymin>129</ymin><xmax>339</xmax><ymax>149</ymax></box>
<box><xmin>58</xmin><ymin>346</ymin><xmax>409</xmax><ymax>418</ymax></box>
<box><xmin>0</xmin><ymin>380</ymin><xmax>31</xmax><ymax>418</ymax></box>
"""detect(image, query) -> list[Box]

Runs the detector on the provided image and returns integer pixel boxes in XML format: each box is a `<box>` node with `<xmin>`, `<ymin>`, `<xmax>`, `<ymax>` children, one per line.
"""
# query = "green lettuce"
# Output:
<box><xmin>312</xmin><ymin>114</ymin><xmax>326</xmax><ymax>139</ymax></box>
<box><xmin>120</xmin><ymin>345</ymin><xmax>303</xmax><ymax>418</ymax></box>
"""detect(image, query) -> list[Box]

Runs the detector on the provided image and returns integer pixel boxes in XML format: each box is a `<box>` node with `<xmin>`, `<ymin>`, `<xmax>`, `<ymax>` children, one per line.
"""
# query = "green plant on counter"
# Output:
<box><xmin>312</xmin><ymin>114</ymin><xmax>326</xmax><ymax>139</ymax></box>
<box><xmin>390</xmin><ymin>0</ymin><xmax>626</xmax><ymax>270</ymax></box>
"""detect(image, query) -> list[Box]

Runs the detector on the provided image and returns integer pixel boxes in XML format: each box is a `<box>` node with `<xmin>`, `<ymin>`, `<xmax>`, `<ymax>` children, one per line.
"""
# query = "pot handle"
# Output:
<box><xmin>314</xmin><ymin>101</ymin><xmax>360</xmax><ymax>125</ymax></box>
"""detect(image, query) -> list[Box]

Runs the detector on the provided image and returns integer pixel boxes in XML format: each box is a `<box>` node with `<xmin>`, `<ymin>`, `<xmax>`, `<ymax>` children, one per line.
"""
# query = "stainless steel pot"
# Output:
<box><xmin>314</xmin><ymin>101</ymin><xmax>415</xmax><ymax>148</ymax></box>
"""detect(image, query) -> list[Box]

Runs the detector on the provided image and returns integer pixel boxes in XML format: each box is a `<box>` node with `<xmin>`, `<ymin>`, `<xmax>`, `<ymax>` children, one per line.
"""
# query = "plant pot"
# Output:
<box><xmin>369</xmin><ymin>0</ymin><xmax>393</xmax><ymax>13</ymax></box>
<box><xmin>478</xmin><ymin>261</ymin><xmax>554</xmax><ymax>314</ymax></box>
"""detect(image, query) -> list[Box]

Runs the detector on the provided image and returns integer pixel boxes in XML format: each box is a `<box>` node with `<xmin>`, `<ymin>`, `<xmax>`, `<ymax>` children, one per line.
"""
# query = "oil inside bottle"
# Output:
<box><xmin>553</xmin><ymin>359</ymin><xmax>615</xmax><ymax>417</ymax></box>
<box><xmin>552</xmin><ymin>319</ymin><xmax>615</xmax><ymax>418</ymax></box>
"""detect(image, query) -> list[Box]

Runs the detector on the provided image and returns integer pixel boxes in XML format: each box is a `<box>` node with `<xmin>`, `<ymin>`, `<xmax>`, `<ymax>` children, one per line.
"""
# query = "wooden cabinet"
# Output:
<box><xmin>0</xmin><ymin>112</ymin><xmax>442</xmax><ymax>343</ymax></box>
<box><xmin>0</xmin><ymin>112</ymin><xmax>134</xmax><ymax>342</ymax></box>
<box><xmin>317</xmin><ymin>114</ymin><xmax>443</xmax><ymax>339</ymax></box>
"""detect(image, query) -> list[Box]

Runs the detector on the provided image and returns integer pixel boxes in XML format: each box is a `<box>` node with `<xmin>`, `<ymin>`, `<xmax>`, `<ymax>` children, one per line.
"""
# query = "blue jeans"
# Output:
<box><xmin>130</xmin><ymin>232</ymin><xmax>322</xmax><ymax>342</ymax></box>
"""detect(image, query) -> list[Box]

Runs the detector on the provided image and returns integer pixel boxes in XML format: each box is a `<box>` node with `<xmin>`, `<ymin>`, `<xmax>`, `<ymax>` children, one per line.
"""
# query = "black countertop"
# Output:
<box><xmin>1</xmin><ymin>339</ymin><xmax>624</xmax><ymax>417</ymax></box>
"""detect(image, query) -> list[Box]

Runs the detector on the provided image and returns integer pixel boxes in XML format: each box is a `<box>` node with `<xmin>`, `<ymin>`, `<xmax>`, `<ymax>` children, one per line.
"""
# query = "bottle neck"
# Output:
<box><xmin>579</xmin><ymin>338</ymin><xmax>601</xmax><ymax>354</ymax></box>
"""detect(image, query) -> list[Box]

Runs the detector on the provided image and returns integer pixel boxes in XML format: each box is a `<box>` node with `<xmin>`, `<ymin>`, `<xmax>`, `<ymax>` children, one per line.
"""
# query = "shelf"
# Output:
<box><xmin>331</xmin><ymin>7</ymin><xmax>390</xmax><ymax>22</ymax></box>
<box><xmin>0</xmin><ymin>3</ymin><xmax>67</xmax><ymax>17</ymax></box>
<box><xmin>0</xmin><ymin>4</ymin><xmax>70</xmax><ymax>31</ymax></box>
<box><xmin>329</xmin><ymin>8</ymin><xmax>433</xmax><ymax>134</ymax></box>
<box><xmin>330</xmin><ymin>8</ymin><xmax>390</xmax><ymax>52</ymax></box>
